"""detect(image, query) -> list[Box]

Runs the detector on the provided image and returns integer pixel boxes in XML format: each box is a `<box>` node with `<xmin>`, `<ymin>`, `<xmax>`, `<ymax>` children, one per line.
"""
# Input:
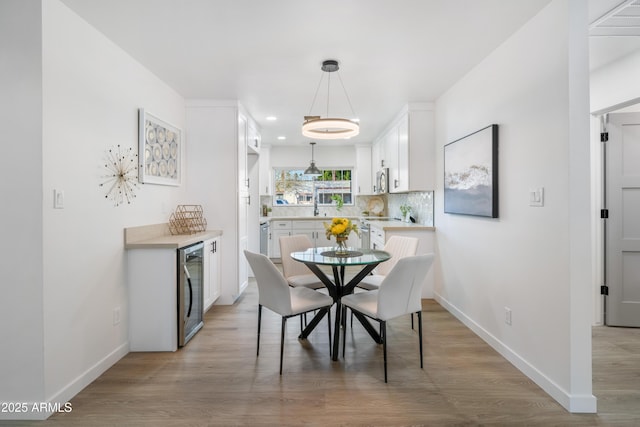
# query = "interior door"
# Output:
<box><xmin>605</xmin><ymin>112</ymin><xmax>640</xmax><ymax>327</ymax></box>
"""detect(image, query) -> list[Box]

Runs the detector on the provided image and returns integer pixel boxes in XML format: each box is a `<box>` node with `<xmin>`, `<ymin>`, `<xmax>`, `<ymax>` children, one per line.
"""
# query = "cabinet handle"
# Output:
<box><xmin>394</xmin><ymin>179</ymin><xmax>399</xmax><ymax>188</ymax></box>
<box><xmin>381</xmin><ymin>160</ymin><xmax>385</xmax><ymax>167</ymax></box>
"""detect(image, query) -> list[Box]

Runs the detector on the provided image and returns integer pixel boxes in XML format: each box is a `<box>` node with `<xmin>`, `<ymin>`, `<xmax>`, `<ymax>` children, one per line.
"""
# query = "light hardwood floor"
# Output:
<box><xmin>10</xmin><ymin>279</ymin><xmax>640</xmax><ymax>426</ymax></box>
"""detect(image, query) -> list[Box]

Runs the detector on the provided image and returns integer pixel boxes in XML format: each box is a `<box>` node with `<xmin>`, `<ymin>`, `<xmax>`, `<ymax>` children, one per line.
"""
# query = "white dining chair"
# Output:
<box><xmin>279</xmin><ymin>235</ymin><xmax>325</xmax><ymax>290</ymax></box>
<box><xmin>357</xmin><ymin>235</ymin><xmax>419</xmax><ymax>291</ymax></box>
<box><xmin>244</xmin><ymin>250</ymin><xmax>333</xmax><ymax>375</ymax></box>
<box><xmin>354</xmin><ymin>235</ymin><xmax>419</xmax><ymax>329</ymax></box>
<box><xmin>341</xmin><ymin>253</ymin><xmax>435</xmax><ymax>382</ymax></box>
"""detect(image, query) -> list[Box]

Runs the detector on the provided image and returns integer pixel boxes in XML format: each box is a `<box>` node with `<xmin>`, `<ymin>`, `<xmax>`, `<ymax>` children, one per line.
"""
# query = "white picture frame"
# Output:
<box><xmin>138</xmin><ymin>109</ymin><xmax>181</xmax><ymax>186</ymax></box>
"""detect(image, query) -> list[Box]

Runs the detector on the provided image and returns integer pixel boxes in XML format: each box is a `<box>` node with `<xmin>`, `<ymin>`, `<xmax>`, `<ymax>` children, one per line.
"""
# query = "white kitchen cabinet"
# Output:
<box><xmin>367</xmin><ymin>221</ymin><xmax>435</xmax><ymax>297</ymax></box>
<box><xmin>394</xmin><ymin>107</ymin><xmax>434</xmax><ymax>192</ymax></box>
<box><xmin>247</xmin><ymin>121</ymin><xmax>261</xmax><ymax>154</ymax></box>
<box><xmin>355</xmin><ymin>145</ymin><xmax>372</xmax><ymax>195</ymax></box>
<box><xmin>384</xmin><ymin>126</ymin><xmax>399</xmax><ymax>190</ymax></box>
<box><xmin>270</xmin><ymin>220</ymin><xmax>292</xmax><ymax>258</ymax></box>
<box><xmin>373</xmin><ymin>104</ymin><xmax>435</xmax><ymax>193</ymax></box>
<box><xmin>203</xmin><ymin>237</ymin><xmax>221</xmax><ymax>312</ymax></box>
<box><xmin>292</xmin><ymin>220</ymin><xmax>323</xmax><ymax>246</ymax></box>
<box><xmin>259</xmin><ymin>144</ymin><xmax>271</xmax><ymax>195</ymax></box>
<box><xmin>370</xmin><ymin>224</ymin><xmax>385</xmax><ymax>250</ymax></box>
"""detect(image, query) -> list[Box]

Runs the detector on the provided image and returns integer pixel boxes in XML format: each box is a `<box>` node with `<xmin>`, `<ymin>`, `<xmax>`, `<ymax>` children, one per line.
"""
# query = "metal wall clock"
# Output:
<box><xmin>100</xmin><ymin>145</ymin><xmax>139</xmax><ymax>206</ymax></box>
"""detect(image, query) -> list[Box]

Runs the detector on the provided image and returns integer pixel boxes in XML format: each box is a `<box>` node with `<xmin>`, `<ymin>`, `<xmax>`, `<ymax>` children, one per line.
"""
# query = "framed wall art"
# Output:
<box><xmin>138</xmin><ymin>109</ymin><xmax>181</xmax><ymax>186</ymax></box>
<box><xmin>444</xmin><ymin>124</ymin><xmax>498</xmax><ymax>218</ymax></box>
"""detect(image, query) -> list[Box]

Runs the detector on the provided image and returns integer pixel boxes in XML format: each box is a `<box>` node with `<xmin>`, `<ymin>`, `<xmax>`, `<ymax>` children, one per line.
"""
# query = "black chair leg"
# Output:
<box><xmin>257</xmin><ymin>304</ymin><xmax>262</xmax><ymax>357</ymax></box>
<box><xmin>381</xmin><ymin>320</ymin><xmax>387</xmax><ymax>383</ymax></box>
<box><xmin>280</xmin><ymin>317</ymin><xmax>286</xmax><ymax>375</ymax></box>
<box><xmin>411</xmin><ymin>313</ymin><xmax>414</xmax><ymax>330</ymax></box>
<box><xmin>418</xmin><ymin>311</ymin><xmax>423</xmax><ymax>369</ymax></box>
<box><xmin>327</xmin><ymin>308</ymin><xmax>332</xmax><ymax>354</ymax></box>
<box><xmin>342</xmin><ymin>308</ymin><xmax>348</xmax><ymax>358</ymax></box>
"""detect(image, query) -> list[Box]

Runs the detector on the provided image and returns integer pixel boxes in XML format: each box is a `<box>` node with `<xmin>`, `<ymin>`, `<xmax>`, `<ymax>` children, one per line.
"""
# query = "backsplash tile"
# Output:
<box><xmin>261</xmin><ymin>191</ymin><xmax>433</xmax><ymax>226</ymax></box>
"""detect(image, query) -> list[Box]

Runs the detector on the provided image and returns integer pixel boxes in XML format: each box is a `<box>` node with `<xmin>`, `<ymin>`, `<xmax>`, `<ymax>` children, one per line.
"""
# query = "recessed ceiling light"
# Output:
<box><xmin>266</xmin><ymin>116</ymin><xmax>277</xmax><ymax>121</ymax></box>
<box><xmin>277</xmin><ymin>136</ymin><xmax>286</xmax><ymax>140</ymax></box>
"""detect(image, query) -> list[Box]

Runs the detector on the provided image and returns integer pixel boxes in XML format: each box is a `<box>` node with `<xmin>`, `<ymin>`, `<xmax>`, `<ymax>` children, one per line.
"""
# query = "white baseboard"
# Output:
<box><xmin>0</xmin><ymin>342</ymin><xmax>129</xmax><ymax>421</ymax></box>
<box><xmin>434</xmin><ymin>293</ymin><xmax>597</xmax><ymax>414</ymax></box>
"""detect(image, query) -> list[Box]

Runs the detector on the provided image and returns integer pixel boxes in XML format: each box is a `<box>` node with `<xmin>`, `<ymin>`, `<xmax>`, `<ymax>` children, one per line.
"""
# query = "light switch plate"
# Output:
<box><xmin>529</xmin><ymin>187</ymin><xmax>544</xmax><ymax>207</ymax></box>
<box><xmin>53</xmin><ymin>189</ymin><xmax>64</xmax><ymax>209</ymax></box>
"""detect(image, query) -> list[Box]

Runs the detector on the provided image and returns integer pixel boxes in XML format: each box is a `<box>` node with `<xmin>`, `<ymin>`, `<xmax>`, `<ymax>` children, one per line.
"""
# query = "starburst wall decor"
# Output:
<box><xmin>100</xmin><ymin>145</ymin><xmax>139</xmax><ymax>206</ymax></box>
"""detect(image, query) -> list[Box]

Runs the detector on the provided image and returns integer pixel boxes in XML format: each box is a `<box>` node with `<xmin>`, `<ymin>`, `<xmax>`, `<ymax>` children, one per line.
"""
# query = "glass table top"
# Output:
<box><xmin>291</xmin><ymin>247</ymin><xmax>391</xmax><ymax>266</ymax></box>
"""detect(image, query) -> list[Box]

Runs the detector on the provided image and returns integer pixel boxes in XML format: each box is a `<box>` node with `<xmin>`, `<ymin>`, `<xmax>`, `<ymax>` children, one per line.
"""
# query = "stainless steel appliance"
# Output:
<box><xmin>260</xmin><ymin>221</ymin><xmax>269</xmax><ymax>255</ymax></box>
<box><xmin>360</xmin><ymin>219</ymin><xmax>370</xmax><ymax>250</ymax></box>
<box><xmin>178</xmin><ymin>242</ymin><xmax>204</xmax><ymax>347</ymax></box>
<box><xmin>375</xmin><ymin>168</ymin><xmax>389</xmax><ymax>194</ymax></box>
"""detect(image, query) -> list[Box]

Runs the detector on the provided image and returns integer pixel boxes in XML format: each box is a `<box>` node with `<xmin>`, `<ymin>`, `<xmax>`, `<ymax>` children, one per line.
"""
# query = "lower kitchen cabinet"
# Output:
<box><xmin>367</xmin><ymin>223</ymin><xmax>435</xmax><ymax>298</ymax></box>
<box><xmin>203</xmin><ymin>237</ymin><xmax>221</xmax><ymax>312</ymax></box>
<box><xmin>270</xmin><ymin>220</ymin><xmax>292</xmax><ymax>258</ymax></box>
<box><xmin>268</xmin><ymin>218</ymin><xmax>361</xmax><ymax>257</ymax></box>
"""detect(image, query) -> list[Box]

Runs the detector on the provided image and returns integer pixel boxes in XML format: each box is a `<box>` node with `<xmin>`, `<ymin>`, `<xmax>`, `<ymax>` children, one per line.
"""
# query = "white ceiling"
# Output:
<box><xmin>59</xmin><ymin>0</ymin><xmax>640</xmax><ymax>146</ymax></box>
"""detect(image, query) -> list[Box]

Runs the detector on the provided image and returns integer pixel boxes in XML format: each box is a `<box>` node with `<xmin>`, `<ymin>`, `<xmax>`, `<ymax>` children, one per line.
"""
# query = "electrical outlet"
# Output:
<box><xmin>113</xmin><ymin>307</ymin><xmax>121</xmax><ymax>325</ymax></box>
<box><xmin>505</xmin><ymin>307</ymin><xmax>512</xmax><ymax>325</ymax></box>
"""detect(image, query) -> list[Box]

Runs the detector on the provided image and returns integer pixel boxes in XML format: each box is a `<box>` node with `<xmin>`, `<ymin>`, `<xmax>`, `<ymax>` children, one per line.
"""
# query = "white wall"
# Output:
<box><xmin>0</xmin><ymin>0</ymin><xmax>45</xmax><ymax>408</ymax></box>
<box><xmin>270</xmin><ymin>145</ymin><xmax>355</xmax><ymax>169</ymax></box>
<box><xmin>1</xmin><ymin>0</ymin><xmax>187</xmax><ymax>419</ymax></box>
<box><xmin>434</xmin><ymin>0</ymin><xmax>595</xmax><ymax>413</ymax></box>
<box><xmin>591</xmin><ymin>49</ymin><xmax>640</xmax><ymax>114</ymax></box>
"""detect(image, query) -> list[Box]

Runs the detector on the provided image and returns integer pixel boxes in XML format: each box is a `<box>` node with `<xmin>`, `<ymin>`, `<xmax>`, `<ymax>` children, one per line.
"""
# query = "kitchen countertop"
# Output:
<box><xmin>124</xmin><ymin>223</ymin><xmax>223</xmax><ymax>249</ymax></box>
<box><xmin>366</xmin><ymin>219</ymin><xmax>435</xmax><ymax>231</ymax></box>
<box><xmin>260</xmin><ymin>216</ymin><xmax>434</xmax><ymax>231</ymax></box>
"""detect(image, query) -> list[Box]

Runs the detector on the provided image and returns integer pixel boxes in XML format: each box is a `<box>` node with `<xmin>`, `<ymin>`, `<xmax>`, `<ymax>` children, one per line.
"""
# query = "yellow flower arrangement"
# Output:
<box><xmin>324</xmin><ymin>217</ymin><xmax>359</xmax><ymax>240</ymax></box>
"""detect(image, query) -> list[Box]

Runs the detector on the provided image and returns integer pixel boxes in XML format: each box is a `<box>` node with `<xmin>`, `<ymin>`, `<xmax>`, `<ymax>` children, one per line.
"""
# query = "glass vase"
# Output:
<box><xmin>334</xmin><ymin>236</ymin><xmax>348</xmax><ymax>256</ymax></box>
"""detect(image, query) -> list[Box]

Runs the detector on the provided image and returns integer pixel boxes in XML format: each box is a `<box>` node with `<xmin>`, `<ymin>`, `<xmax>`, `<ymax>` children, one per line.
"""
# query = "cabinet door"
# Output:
<box><xmin>395</xmin><ymin>114</ymin><xmax>409</xmax><ymax>192</ymax></box>
<box><xmin>355</xmin><ymin>145</ymin><xmax>372</xmax><ymax>195</ymax></box>
<box><xmin>371</xmin><ymin>140</ymin><xmax>382</xmax><ymax>192</ymax></box>
<box><xmin>370</xmin><ymin>226</ymin><xmax>385</xmax><ymax>250</ymax></box>
<box><xmin>259</xmin><ymin>145</ymin><xmax>271</xmax><ymax>195</ymax></box>
<box><xmin>203</xmin><ymin>238</ymin><xmax>221</xmax><ymax>311</ymax></box>
<box><xmin>385</xmin><ymin>127</ymin><xmax>399</xmax><ymax>193</ymax></box>
<box><xmin>292</xmin><ymin>220</ymin><xmax>321</xmax><ymax>247</ymax></box>
<box><xmin>238</xmin><ymin>114</ymin><xmax>248</xmax><ymax>191</ymax></box>
<box><xmin>270</xmin><ymin>229</ymin><xmax>291</xmax><ymax>258</ymax></box>
<box><xmin>248</xmin><ymin>121</ymin><xmax>260</xmax><ymax>153</ymax></box>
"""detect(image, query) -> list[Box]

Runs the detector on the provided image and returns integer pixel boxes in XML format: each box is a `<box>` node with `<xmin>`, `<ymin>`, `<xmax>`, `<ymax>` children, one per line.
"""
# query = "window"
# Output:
<box><xmin>273</xmin><ymin>168</ymin><xmax>353</xmax><ymax>206</ymax></box>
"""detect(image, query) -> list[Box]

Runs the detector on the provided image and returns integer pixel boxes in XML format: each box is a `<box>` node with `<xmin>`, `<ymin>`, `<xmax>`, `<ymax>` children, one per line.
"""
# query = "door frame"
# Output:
<box><xmin>591</xmin><ymin>97</ymin><xmax>640</xmax><ymax>325</ymax></box>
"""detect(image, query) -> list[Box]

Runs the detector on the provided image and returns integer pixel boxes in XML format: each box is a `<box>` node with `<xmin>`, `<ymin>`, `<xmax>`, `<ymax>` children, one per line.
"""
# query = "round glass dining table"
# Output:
<box><xmin>291</xmin><ymin>247</ymin><xmax>391</xmax><ymax>361</ymax></box>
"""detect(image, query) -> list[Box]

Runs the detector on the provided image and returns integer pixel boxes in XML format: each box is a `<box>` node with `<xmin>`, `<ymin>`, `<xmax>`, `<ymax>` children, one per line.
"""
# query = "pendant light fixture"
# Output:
<box><xmin>302</xmin><ymin>59</ymin><xmax>359</xmax><ymax>140</ymax></box>
<box><xmin>304</xmin><ymin>142</ymin><xmax>322</xmax><ymax>176</ymax></box>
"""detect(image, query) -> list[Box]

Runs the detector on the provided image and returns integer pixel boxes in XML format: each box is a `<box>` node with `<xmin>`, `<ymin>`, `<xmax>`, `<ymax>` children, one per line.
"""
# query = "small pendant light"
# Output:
<box><xmin>304</xmin><ymin>142</ymin><xmax>322</xmax><ymax>176</ymax></box>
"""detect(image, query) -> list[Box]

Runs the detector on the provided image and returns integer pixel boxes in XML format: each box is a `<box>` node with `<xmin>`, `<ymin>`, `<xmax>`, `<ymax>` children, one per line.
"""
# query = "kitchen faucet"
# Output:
<box><xmin>313</xmin><ymin>186</ymin><xmax>319</xmax><ymax>216</ymax></box>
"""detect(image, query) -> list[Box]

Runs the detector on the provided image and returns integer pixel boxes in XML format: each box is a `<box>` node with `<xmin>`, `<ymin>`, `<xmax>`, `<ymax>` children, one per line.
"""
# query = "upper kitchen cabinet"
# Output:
<box><xmin>373</xmin><ymin>103</ymin><xmax>435</xmax><ymax>193</ymax></box>
<box><xmin>247</xmin><ymin>120</ymin><xmax>261</xmax><ymax>154</ymax></box>
<box><xmin>259</xmin><ymin>144</ymin><xmax>271</xmax><ymax>196</ymax></box>
<box><xmin>355</xmin><ymin>145</ymin><xmax>372</xmax><ymax>195</ymax></box>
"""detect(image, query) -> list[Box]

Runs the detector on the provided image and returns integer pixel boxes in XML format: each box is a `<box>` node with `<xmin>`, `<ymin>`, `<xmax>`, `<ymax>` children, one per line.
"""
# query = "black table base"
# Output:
<box><xmin>298</xmin><ymin>262</ymin><xmax>381</xmax><ymax>360</ymax></box>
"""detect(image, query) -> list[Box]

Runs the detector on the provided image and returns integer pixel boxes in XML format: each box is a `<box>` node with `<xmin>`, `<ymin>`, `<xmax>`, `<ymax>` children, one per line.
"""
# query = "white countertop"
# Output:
<box><xmin>124</xmin><ymin>223</ymin><xmax>223</xmax><ymax>249</ymax></box>
<box><xmin>260</xmin><ymin>216</ymin><xmax>434</xmax><ymax>231</ymax></box>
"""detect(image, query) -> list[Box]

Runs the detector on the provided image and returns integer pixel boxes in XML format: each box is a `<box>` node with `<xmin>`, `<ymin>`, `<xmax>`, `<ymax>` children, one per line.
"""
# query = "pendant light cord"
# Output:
<box><xmin>307</xmin><ymin>73</ymin><xmax>325</xmax><ymax>116</ymax></box>
<box><xmin>336</xmin><ymin>70</ymin><xmax>358</xmax><ymax>117</ymax></box>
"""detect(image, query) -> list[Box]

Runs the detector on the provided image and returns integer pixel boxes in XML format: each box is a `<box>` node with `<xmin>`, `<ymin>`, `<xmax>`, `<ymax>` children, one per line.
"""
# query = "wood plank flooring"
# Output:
<box><xmin>9</xmin><ymin>279</ymin><xmax>640</xmax><ymax>426</ymax></box>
